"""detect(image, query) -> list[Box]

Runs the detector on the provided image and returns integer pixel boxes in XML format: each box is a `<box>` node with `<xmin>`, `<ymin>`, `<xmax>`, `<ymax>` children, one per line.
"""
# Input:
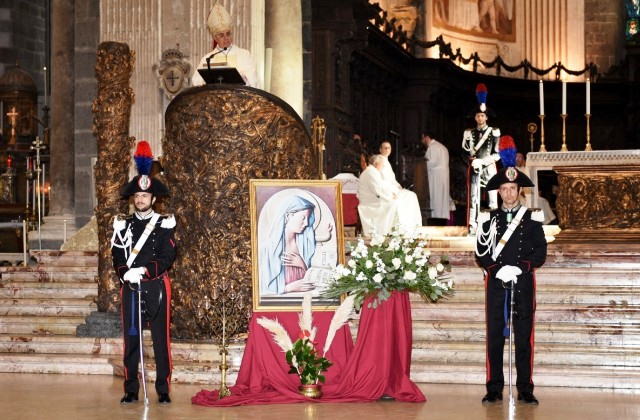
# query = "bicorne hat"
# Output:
<box><xmin>467</xmin><ymin>83</ymin><xmax>496</xmax><ymax>118</ymax></box>
<box><xmin>485</xmin><ymin>136</ymin><xmax>535</xmax><ymax>191</ymax></box>
<box><xmin>121</xmin><ymin>141</ymin><xmax>170</xmax><ymax>198</ymax></box>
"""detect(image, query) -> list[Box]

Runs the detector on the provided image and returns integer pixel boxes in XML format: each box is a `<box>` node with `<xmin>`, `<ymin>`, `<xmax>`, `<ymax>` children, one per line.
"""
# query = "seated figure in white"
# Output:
<box><xmin>357</xmin><ymin>154</ymin><xmax>399</xmax><ymax>236</ymax></box>
<box><xmin>378</xmin><ymin>141</ymin><xmax>423</xmax><ymax>230</ymax></box>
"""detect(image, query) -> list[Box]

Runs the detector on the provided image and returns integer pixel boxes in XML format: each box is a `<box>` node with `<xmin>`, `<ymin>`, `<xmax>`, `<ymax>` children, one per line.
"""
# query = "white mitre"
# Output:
<box><xmin>207</xmin><ymin>1</ymin><xmax>232</xmax><ymax>35</ymax></box>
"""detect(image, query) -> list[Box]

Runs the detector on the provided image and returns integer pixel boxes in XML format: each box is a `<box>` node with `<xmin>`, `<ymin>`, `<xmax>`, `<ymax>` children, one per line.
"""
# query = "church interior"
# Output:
<box><xmin>1</xmin><ymin>0</ymin><xmax>640</xmax><ymax>418</ymax></box>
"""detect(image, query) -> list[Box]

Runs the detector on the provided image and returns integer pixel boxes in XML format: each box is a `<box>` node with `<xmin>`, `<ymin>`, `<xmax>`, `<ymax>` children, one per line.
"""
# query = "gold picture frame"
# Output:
<box><xmin>250</xmin><ymin>179</ymin><xmax>345</xmax><ymax>311</ymax></box>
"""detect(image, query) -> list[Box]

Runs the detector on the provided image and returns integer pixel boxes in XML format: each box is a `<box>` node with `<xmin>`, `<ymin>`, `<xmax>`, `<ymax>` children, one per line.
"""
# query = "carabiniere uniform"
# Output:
<box><xmin>476</xmin><ymin>204</ymin><xmax>547</xmax><ymax>394</ymax></box>
<box><xmin>110</xmin><ymin>140</ymin><xmax>177</xmax><ymax>402</ymax></box>
<box><xmin>112</xmin><ymin>211</ymin><xmax>176</xmax><ymax>396</ymax></box>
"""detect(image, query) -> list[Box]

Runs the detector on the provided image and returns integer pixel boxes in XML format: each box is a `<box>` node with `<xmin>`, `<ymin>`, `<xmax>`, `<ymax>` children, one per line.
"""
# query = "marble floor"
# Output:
<box><xmin>2</xmin><ymin>373</ymin><xmax>640</xmax><ymax>420</ymax></box>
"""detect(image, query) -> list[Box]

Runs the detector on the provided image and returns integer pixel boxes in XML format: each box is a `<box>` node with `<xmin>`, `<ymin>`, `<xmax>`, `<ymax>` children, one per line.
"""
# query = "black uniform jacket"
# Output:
<box><xmin>476</xmin><ymin>208</ymin><xmax>547</xmax><ymax>277</ymax></box>
<box><xmin>112</xmin><ymin>213</ymin><xmax>177</xmax><ymax>281</ymax></box>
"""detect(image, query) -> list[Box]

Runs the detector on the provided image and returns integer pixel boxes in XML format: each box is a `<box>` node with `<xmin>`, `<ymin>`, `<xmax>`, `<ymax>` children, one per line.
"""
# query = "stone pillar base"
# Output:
<box><xmin>76</xmin><ymin>311</ymin><xmax>121</xmax><ymax>338</ymax></box>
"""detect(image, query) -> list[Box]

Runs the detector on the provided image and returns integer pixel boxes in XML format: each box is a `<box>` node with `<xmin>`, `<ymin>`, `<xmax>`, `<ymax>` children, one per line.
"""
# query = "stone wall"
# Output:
<box><xmin>74</xmin><ymin>0</ymin><xmax>99</xmax><ymax>225</ymax></box>
<box><xmin>0</xmin><ymin>0</ymin><xmax>48</xmax><ymax>128</ymax></box>
<box><xmin>585</xmin><ymin>0</ymin><xmax>625</xmax><ymax>74</ymax></box>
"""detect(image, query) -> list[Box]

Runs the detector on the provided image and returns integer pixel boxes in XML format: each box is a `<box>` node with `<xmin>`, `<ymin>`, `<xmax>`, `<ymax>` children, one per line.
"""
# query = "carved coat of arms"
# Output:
<box><xmin>153</xmin><ymin>47</ymin><xmax>192</xmax><ymax>100</ymax></box>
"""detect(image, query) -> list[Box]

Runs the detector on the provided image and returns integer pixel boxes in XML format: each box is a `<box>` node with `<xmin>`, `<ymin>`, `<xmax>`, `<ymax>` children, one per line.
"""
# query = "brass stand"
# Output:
<box><xmin>527</xmin><ymin>123</ymin><xmax>537</xmax><ymax>152</ymax></box>
<box><xmin>560</xmin><ymin>114</ymin><xmax>568</xmax><ymax>152</ymax></box>
<box><xmin>538</xmin><ymin>115</ymin><xmax>547</xmax><ymax>152</ymax></box>
<box><xmin>218</xmin><ymin>308</ymin><xmax>231</xmax><ymax>399</ymax></box>
<box><xmin>585</xmin><ymin>114</ymin><xmax>592</xmax><ymax>151</ymax></box>
<box><xmin>311</xmin><ymin>116</ymin><xmax>326</xmax><ymax>180</ymax></box>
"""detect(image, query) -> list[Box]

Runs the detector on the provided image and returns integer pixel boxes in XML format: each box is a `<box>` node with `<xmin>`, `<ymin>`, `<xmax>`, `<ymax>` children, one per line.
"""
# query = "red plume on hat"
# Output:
<box><xmin>120</xmin><ymin>141</ymin><xmax>170</xmax><ymax>198</ymax></box>
<box><xmin>467</xmin><ymin>83</ymin><xmax>496</xmax><ymax>118</ymax></box>
<box><xmin>485</xmin><ymin>135</ymin><xmax>534</xmax><ymax>191</ymax></box>
<box><xmin>498</xmin><ymin>135</ymin><xmax>517</xmax><ymax>168</ymax></box>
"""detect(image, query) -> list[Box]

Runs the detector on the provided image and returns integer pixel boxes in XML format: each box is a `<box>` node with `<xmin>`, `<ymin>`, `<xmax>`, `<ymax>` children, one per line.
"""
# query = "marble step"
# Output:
<box><xmin>0</xmin><ymin>334</ymin><xmax>246</xmax><ymax>362</ymax></box>
<box><xmin>0</xmin><ymin>282</ymin><xmax>97</xmax><ymax>299</ymax></box>
<box><xmin>440</xmin><ymin>287</ymin><xmax>640</xmax><ymax>306</ymax></box>
<box><xmin>0</xmin><ymin>353</ymin><xmax>115</xmax><ymax>375</ymax></box>
<box><xmin>0</xmin><ymin>315</ymin><xmax>87</xmax><ymax>335</ymax></box>
<box><xmin>0</xmin><ymin>267</ymin><xmax>97</xmax><ymax>282</ymax></box>
<box><xmin>30</xmin><ymin>251</ymin><xmax>99</xmax><ymax>267</ymax></box>
<box><xmin>411</xmin><ymin>361</ymin><xmax>640</xmax><ymax>389</ymax></box>
<box><xmin>0</xmin><ymin>298</ymin><xmax>96</xmax><ymax>317</ymax></box>
<box><xmin>406</xmin><ymin>320</ymin><xmax>640</xmax><ymax>347</ymax></box>
<box><xmin>0</xmin><ymin>334</ymin><xmax>122</xmax><ymax>356</ymax></box>
<box><xmin>449</xmin><ymin>267</ymin><xmax>640</xmax><ymax>286</ymax></box>
<box><xmin>112</xmin><ymin>358</ymin><xmax>240</xmax><ymax>386</ymax></box>
<box><xmin>411</xmin><ymin>340</ymin><xmax>640</xmax><ymax>367</ymax></box>
<box><xmin>409</xmin><ymin>302</ymin><xmax>640</xmax><ymax>324</ymax></box>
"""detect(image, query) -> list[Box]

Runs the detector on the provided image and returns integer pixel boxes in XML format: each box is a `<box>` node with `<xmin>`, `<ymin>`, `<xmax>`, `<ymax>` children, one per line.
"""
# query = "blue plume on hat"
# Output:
<box><xmin>476</xmin><ymin>83</ymin><xmax>488</xmax><ymax>105</ymax></box>
<box><xmin>134</xmin><ymin>141</ymin><xmax>154</xmax><ymax>176</ymax></box>
<box><xmin>498</xmin><ymin>135</ymin><xmax>517</xmax><ymax>167</ymax></box>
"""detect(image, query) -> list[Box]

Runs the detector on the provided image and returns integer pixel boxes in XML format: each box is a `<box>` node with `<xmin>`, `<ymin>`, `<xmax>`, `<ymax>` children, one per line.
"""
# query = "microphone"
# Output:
<box><xmin>206</xmin><ymin>47</ymin><xmax>228</xmax><ymax>71</ymax></box>
<box><xmin>389</xmin><ymin>130</ymin><xmax>399</xmax><ymax>137</ymax></box>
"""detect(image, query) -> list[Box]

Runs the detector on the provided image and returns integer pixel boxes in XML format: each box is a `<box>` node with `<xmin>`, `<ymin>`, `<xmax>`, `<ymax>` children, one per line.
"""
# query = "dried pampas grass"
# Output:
<box><xmin>323</xmin><ymin>294</ymin><xmax>356</xmax><ymax>356</ymax></box>
<box><xmin>257</xmin><ymin>317</ymin><xmax>294</xmax><ymax>355</ymax></box>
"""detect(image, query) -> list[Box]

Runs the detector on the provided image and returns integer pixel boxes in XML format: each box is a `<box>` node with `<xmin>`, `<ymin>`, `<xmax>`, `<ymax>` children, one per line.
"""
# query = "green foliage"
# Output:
<box><xmin>322</xmin><ymin>227</ymin><xmax>455</xmax><ymax>310</ymax></box>
<box><xmin>285</xmin><ymin>337</ymin><xmax>333</xmax><ymax>385</ymax></box>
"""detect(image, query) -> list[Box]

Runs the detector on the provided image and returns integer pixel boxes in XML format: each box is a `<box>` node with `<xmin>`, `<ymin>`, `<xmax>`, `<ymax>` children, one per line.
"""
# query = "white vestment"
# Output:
<box><xmin>379</xmin><ymin>157</ymin><xmax>423</xmax><ymax>229</ymax></box>
<box><xmin>357</xmin><ymin>165</ymin><xmax>397</xmax><ymax>236</ymax></box>
<box><xmin>425</xmin><ymin>139</ymin><xmax>451</xmax><ymax>219</ymax></box>
<box><xmin>192</xmin><ymin>45</ymin><xmax>259</xmax><ymax>88</ymax></box>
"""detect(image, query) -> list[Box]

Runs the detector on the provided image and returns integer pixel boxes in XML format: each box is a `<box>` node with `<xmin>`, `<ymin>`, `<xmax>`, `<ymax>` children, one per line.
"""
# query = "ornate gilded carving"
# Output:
<box><xmin>556</xmin><ymin>165</ymin><xmax>640</xmax><ymax>230</ymax></box>
<box><xmin>92</xmin><ymin>42</ymin><xmax>136</xmax><ymax>313</ymax></box>
<box><xmin>163</xmin><ymin>85</ymin><xmax>317</xmax><ymax>340</ymax></box>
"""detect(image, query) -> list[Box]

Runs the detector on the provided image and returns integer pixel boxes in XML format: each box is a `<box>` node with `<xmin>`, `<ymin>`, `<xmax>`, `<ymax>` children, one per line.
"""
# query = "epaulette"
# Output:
<box><xmin>477</xmin><ymin>211</ymin><xmax>491</xmax><ymax>225</ymax></box>
<box><xmin>160</xmin><ymin>214</ymin><xmax>176</xmax><ymax>229</ymax></box>
<box><xmin>492</xmin><ymin>127</ymin><xmax>501</xmax><ymax>136</ymax></box>
<box><xmin>112</xmin><ymin>214</ymin><xmax>129</xmax><ymax>231</ymax></box>
<box><xmin>530</xmin><ymin>209</ymin><xmax>544</xmax><ymax>223</ymax></box>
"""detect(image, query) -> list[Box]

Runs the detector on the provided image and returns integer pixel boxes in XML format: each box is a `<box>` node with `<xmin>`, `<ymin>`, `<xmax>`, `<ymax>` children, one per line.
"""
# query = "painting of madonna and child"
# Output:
<box><xmin>250</xmin><ymin>180</ymin><xmax>345</xmax><ymax>311</ymax></box>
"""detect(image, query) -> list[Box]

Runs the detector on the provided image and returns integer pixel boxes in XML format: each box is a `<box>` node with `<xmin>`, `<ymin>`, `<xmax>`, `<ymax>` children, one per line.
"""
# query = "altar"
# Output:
<box><xmin>525</xmin><ymin>150</ymin><xmax>640</xmax><ymax>246</ymax></box>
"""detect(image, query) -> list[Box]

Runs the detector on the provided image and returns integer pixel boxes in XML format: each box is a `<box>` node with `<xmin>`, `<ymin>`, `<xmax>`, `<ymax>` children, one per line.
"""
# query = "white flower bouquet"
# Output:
<box><xmin>322</xmin><ymin>226</ymin><xmax>454</xmax><ymax>310</ymax></box>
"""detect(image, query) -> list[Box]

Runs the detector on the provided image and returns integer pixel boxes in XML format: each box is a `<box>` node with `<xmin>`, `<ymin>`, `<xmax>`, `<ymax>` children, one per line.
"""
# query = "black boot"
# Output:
<box><xmin>120</xmin><ymin>392</ymin><xmax>138</xmax><ymax>404</ymax></box>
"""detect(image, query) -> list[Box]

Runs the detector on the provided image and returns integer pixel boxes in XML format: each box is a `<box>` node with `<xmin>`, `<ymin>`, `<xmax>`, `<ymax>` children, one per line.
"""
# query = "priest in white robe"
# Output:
<box><xmin>422</xmin><ymin>133</ymin><xmax>453</xmax><ymax>222</ymax></box>
<box><xmin>378</xmin><ymin>141</ymin><xmax>423</xmax><ymax>229</ymax></box>
<box><xmin>357</xmin><ymin>155</ymin><xmax>398</xmax><ymax>236</ymax></box>
<box><xmin>191</xmin><ymin>2</ymin><xmax>259</xmax><ymax>88</ymax></box>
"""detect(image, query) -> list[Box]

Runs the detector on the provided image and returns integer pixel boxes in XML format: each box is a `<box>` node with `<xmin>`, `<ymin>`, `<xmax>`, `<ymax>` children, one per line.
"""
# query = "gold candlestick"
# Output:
<box><xmin>585</xmin><ymin>114</ymin><xmax>592</xmax><ymax>151</ymax></box>
<box><xmin>217</xmin><ymin>299</ymin><xmax>231</xmax><ymax>399</ymax></box>
<box><xmin>560</xmin><ymin>114</ymin><xmax>568</xmax><ymax>152</ymax></box>
<box><xmin>311</xmin><ymin>116</ymin><xmax>327</xmax><ymax>180</ymax></box>
<box><xmin>538</xmin><ymin>115</ymin><xmax>547</xmax><ymax>152</ymax></box>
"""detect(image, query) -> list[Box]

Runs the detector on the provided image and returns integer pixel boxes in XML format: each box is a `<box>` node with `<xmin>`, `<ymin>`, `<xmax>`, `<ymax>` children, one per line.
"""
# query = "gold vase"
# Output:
<box><xmin>298</xmin><ymin>384</ymin><xmax>323</xmax><ymax>399</ymax></box>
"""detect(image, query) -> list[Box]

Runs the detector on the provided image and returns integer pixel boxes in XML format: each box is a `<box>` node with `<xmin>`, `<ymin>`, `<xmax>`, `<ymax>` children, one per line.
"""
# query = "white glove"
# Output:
<box><xmin>123</xmin><ymin>267</ymin><xmax>146</xmax><ymax>284</ymax></box>
<box><xmin>471</xmin><ymin>159</ymin><xmax>484</xmax><ymax>169</ymax></box>
<box><xmin>495</xmin><ymin>265</ymin><xmax>522</xmax><ymax>284</ymax></box>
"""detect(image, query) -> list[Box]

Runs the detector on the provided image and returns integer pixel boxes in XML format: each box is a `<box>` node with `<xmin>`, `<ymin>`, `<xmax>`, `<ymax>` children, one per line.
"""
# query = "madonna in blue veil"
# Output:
<box><xmin>259</xmin><ymin>195</ymin><xmax>317</xmax><ymax>294</ymax></box>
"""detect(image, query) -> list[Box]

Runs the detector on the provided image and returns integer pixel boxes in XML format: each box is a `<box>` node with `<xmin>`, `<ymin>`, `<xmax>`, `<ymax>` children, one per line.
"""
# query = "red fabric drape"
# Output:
<box><xmin>192</xmin><ymin>291</ymin><xmax>424</xmax><ymax>407</ymax></box>
<box><xmin>342</xmin><ymin>193</ymin><xmax>359</xmax><ymax>226</ymax></box>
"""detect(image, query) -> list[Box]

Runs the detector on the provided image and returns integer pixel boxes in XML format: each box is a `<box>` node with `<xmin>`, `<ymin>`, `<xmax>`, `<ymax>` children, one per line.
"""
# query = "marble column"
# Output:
<box><xmin>265</xmin><ymin>0</ymin><xmax>303</xmax><ymax>117</ymax></box>
<box><xmin>36</xmin><ymin>0</ymin><xmax>77</xmax><ymax>249</ymax></box>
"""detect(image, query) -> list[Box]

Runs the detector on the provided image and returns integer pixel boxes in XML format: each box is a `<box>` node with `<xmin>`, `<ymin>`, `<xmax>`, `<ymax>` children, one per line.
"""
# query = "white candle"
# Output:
<box><xmin>42</xmin><ymin>164</ymin><xmax>46</xmax><ymax>214</ymax></box>
<box><xmin>562</xmin><ymin>80</ymin><xmax>567</xmax><ymax>115</ymax></box>
<box><xmin>539</xmin><ymin>80</ymin><xmax>544</xmax><ymax>115</ymax></box>
<box><xmin>586</xmin><ymin>78</ymin><xmax>591</xmax><ymax>114</ymax></box>
<box><xmin>23</xmin><ymin>220</ymin><xmax>27</xmax><ymax>265</ymax></box>
<box><xmin>43</xmin><ymin>67</ymin><xmax>47</xmax><ymax>107</ymax></box>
